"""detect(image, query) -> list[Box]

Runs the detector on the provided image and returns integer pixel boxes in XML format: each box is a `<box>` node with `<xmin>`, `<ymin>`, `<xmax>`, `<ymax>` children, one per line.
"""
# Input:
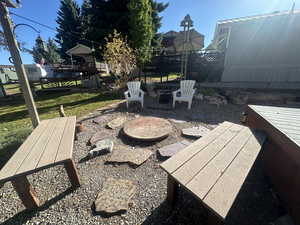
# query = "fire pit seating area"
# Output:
<box><xmin>0</xmin><ymin>100</ymin><xmax>278</xmax><ymax>224</ymax></box>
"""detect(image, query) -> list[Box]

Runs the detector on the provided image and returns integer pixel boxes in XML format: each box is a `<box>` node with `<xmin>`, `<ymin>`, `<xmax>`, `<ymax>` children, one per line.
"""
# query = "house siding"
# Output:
<box><xmin>221</xmin><ymin>12</ymin><xmax>300</xmax><ymax>83</ymax></box>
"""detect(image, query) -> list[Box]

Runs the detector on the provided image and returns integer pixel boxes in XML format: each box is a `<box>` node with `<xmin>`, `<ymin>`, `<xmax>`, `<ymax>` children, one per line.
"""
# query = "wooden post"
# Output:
<box><xmin>166</xmin><ymin>175</ymin><xmax>178</xmax><ymax>206</ymax></box>
<box><xmin>11</xmin><ymin>176</ymin><xmax>40</xmax><ymax>209</ymax></box>
<box><xmin>64</xmin><ymin>159</ymin><xmax>80</xmax><ymax>188</ymax></box>
<box><xmin>0</xmin><ymin>2</ymin><xmax>40</xmax><ymax>128</ymax></box>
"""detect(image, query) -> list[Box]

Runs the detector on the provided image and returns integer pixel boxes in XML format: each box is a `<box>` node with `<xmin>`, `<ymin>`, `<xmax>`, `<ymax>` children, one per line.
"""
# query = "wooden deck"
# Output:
<box><xmin>161</xmin><ymin>121</ymin><xmax>265</xmax><ymax>221</ymax></box>
<box><xmin>249</xmin><ymin>105</ymin><xmax>300</xmax><ymax>146</ymax></box>
<box><xmin>246</xmin><ymin>105</ymin><xmax>300</xmax><ymax>225</ymax></box>
<box><xmin>0</xmin><ymin>116</ymin><xmax>80</xmax><ymax>209</ymax></box>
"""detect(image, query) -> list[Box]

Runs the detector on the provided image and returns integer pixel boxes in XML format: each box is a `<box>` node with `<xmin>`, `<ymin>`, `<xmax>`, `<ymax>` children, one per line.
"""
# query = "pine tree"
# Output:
<box><xmin>128</xmin><ymin>0</ymin><xmax>153</xmax><ymax>64</ymax></box>
<box><xmin>32</xmin><ymin>36</ymin><xmax>46</xmax><ymax>64</ymax></box>
<box><xmin>81</xmin><ymin>0</ymin><xmax>91</xmax><ymax>46</ymax></box>
<box><xmin>88</xmin><ymin>0</ymin><xmax>130</xmax><ymax>46</ymax></box>
<box><xmin>151</xmin><ymin>1</ymin><xmax>169</xmax><ymax>48</ymax></box>
<box><xmin>32</xmin><ymin>37</ymin><xmax>61</xmax><ymax>64</ymax></box>
<box><xmin>56</xmin><ymin>0</ymin><xmax>82</xmax><ymax>59</ymax></box>
<box><xmin>45</xmin><ymin>38</ymin><xmax>61</xmax><ymax>64</ymax></box>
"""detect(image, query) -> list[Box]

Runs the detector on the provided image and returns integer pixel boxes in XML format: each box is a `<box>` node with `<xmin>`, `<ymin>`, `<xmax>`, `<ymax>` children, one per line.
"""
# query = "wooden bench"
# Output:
<box><xmin>0</xmin><ymin>116</ymin><xmax>80</xmax><ymax>209</ymax></box>
<box><xmin>160</xmin><ymin>121</ymin><xmax>266</xmax><ymax>222</ymax></box>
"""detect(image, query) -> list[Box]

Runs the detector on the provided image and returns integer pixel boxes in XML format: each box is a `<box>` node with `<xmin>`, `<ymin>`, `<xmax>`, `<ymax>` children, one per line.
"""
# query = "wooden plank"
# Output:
<box><xmin>37</xmin><ymin>117</ymin><xmax>69</xmax><ymax>168</ymax></box>
<box><xmin>203</xmin><ymin>132</ymin><xmax>266</xmax><ymax>219</ymax></box>
<box><xmin>64</xmin><ymin>159</ymin><xmax>80</xmax><ymax>188</ymax></box>
<box><xmin>160</xmin><ymin>122</ymin><xmax>234</xmax><ymax>174</ymax></box>
<box><xmin>268</xmin><ymin>118</ymin><xmax>300</xmax><ymax>127</ymax></box>
<box><xmin>166</xmin><ymin>175</ymin><xmax>178</xmax><ymax>206</ymax></box>
<box><xmin>172</xmin><ymin>124</ymin><xmax>244</xmax><ymax>185</ymax></box>
<box><xmin>55</xmin><ymin>116</ymin><xmax>76</xmax><ymax>162</ymax></box>
<box><xmin>16</xmin><ymin>119</ymin><xmax>59</xmax><ymax>174</ymax></box>
<box><xmin>11</xmin><ymin>176</ymin><xmax>40</xmax><ymax>209</ymax></box>
<box><xmin>261</xmin><ymin>113</ymin><xmax>300</xmax><ymax>121</ymax></box>
<box><xmin>275</xmin><ymin>123</ymin><xmax>300</xmax><ymax>132</ymax></box>
<box><xmin>250</xmin><ymin>105</ymin><xmax>300</xmax><ymax>114</ymax></box>
<box><xmin>0</xmin><ymin>120</ymin><xmax>50</xmax><ymax>182</ymax></box>
<box><xmin>186</xmin><ymin>127</ymin><xmax>252</xmax><ymax>199</ymax></box>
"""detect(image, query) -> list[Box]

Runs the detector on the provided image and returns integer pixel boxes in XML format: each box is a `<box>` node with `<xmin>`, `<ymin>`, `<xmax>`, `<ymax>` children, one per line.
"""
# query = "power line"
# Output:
<box><xmin>10</xmin><ymin>11</ymin><xmax>101</xmax><ymax>45</ymax></box>
<box><xmin>10</xmin><ymin>12</ymin><xmax>57</xmax><ymax>32</ymax></box>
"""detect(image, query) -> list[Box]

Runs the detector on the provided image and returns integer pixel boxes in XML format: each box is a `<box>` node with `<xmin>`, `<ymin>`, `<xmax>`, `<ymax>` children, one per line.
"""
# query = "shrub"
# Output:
<box><xmin>103</xmin><ymin>31</ymin><xmax>137</xmax><ymax>89</ymax></box>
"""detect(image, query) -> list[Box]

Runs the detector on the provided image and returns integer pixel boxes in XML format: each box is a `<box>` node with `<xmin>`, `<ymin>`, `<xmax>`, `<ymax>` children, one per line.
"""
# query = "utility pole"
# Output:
<box><xmin>0</xmin><ymin>1</ymin><xmax>40</xmax><ymax>127</ymax></box>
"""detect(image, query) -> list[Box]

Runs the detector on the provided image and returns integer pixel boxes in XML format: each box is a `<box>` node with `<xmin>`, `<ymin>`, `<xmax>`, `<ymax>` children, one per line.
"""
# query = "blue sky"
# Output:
<box><xmin>0</xmin><ymin>0</ymin><xmax>296</xmax><ymax>64</ymax></box>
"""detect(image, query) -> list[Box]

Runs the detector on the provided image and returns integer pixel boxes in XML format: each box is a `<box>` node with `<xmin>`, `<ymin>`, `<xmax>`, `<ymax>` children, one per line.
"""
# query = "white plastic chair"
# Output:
<box><xmin>172</xmin><ymin>80</ymin><xmax>196</xmax><ymax>110</ymax></box>
<box><xmin>124</xmin><ymin>81</ymin><xmax>144</xmax><ymax>108</ymax></box>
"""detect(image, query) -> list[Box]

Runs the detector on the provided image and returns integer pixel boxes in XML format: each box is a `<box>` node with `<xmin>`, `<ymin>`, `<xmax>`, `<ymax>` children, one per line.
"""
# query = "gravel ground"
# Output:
<box><xmin>0</xmin><ymin>98</ymin><xmax>284</xmax><ymax>225</ymax></box>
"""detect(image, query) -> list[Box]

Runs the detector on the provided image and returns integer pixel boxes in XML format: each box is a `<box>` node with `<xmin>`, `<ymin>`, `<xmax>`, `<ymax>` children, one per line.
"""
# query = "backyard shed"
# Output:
<box><xmin>211</xmin><ymin>10</ymin><xmax>300</xmax><ymax>87</ymax></box>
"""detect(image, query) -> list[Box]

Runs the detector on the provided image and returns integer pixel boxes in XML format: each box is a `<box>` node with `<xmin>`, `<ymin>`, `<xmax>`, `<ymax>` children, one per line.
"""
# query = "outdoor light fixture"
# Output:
<box><xmin>13</xmin><ymin>23</ymin><xmax>48</xmax><ymax>52</ymax></box>
<box><xmin>180</xmin><ymin>14</ymin><xmax>194</xmax><ymax>80</ymax></box>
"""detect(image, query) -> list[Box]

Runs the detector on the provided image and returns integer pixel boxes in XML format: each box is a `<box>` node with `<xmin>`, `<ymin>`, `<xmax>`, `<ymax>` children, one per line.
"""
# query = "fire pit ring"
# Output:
<box><xmin>123</xmin><ymin>117</ymin><xmax>172</xmax><ymax>141</ymax></box>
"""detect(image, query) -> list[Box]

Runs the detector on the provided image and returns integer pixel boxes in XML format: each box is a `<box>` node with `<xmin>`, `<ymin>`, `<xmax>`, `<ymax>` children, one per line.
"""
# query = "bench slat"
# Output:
<box><xmin>203</xmin><ymin>132</ymin><xmax>266</xmax><ymax>219</ymax></box>
<box><xmin>0</xmin><ymin>120</ymin><xmax>50</xmax><ymax>182</ymax></box>
<box><xmin>37</xmin><ymin>117</ymin><xmax>69</xmax><ymax>168</ymax></box>
<box><xmin>186</xmin><ymin>127</ymin><xmax>252</xmax><ymax>199</ymax></box>
<box><xmin>172</xmin><ymin>124</ymin><xmax>244</xmax><ymax>185</ymax></box>
<box><xmin>161</xmin><ymin>122</ymin><xmax>234</xmax><ymax>174</ymax></box>
<box><xmin>55</xmin><ymin>116</ymin><xmax>76</xmax><ymax>163</ymax></box>
<box><xmin>17</xmin><ymin>119</ymin><xmax>60</xmax><ymax>174</ymax></box>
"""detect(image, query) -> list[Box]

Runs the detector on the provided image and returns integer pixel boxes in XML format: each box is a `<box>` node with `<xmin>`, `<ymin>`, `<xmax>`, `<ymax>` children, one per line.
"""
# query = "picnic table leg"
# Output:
<box><xmin>167</xmin><ymin>175</ymin><xmax>178</xmax><ymax>206</ymax></box>
<box><xmin>64</xmin><ymin>159</ymin><xmax>80</xmax><ymax>188</ymax></box>
<box><xmin>11</xmin><ymin>176</ymin><xmax>40</xmax><ymax>209</ymax></box>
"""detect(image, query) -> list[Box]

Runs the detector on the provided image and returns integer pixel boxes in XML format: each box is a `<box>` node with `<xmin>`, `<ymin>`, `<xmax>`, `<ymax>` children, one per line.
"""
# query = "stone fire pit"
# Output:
<box><xmin>123</xmin><ymin>116</ymin><xmax>172</xmax><ymax>141</ymax></box>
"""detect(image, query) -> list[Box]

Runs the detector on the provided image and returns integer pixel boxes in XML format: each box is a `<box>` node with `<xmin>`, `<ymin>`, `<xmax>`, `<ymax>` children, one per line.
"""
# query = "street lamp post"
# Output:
<box><xmin>180</xmin><ymin>14</ymin><xmax>194</xmax><ymax>80</ymax></box>
<box><xmin>0</xmin><ymin>0</ymin><xmax>40</xmax><ymax>127</ymax></box>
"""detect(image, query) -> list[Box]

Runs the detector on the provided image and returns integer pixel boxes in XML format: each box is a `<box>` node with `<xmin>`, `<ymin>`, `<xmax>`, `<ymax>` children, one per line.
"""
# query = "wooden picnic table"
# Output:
<box><xmin>246</xmin><ymin>105</ymin><xmax>300</xmax><ymax>225</ymax></box>
<box><xmin>0</xmin><ymin>116</ymin><xmax>80</xmax><ymax>209</ymax></box>
<box><xmin>161</xmin><ymin>121</ymin><xmax>265</xmax><ymax>223</ymax></box>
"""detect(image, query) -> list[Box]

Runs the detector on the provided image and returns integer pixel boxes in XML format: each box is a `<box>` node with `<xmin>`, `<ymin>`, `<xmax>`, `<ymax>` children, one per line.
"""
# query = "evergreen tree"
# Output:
<box><xmin>151</xmin><ymin>1</ymin><xmax>169</xmax><ymax>48</ymax></box>
<box><xmin>56</xmin><ymin>0</ymin><xmax>82</xmax><ymax>59</ymax></box>
<box><xmin>32</xmin><ymin>37</ymin><xmax>61</xmax><ymax>64</ymax></box>
<box><xmin>44</xmin><ymin>38</ymin><xmax>61</xmax><ymax>64</ymax></box>
<box><xmin>87</xmin><ymin>0</ymin><xmax>130</xmax><ymax>48</ymax></box>
<box><xmin>128</xmin><ymin>0</ymin><xmax>153</xmax><ymax>64</ymax></box>
<box><xmin>81</xmin><ymin>0</ymin><xmax>92</xmax><ymax>46</ymax></box>
<box><xmin>32</xmin><ymin>36</ymin><xmax>46</xmax><ymax>64</ymax></box>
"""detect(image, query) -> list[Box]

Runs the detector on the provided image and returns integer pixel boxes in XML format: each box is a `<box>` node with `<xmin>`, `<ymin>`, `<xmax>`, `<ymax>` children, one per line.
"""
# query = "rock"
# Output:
<box><xmin>205</xmin><ymin>95</ymin><xmax>227</xmax><ymax>107</ymax></box>
<box><xmin>182</xmin><ymin>126</ymin><xmax>211</xmax><ymax>138</ymax></box>
<box><xmin>88</xmin><ymin>139</ymin><xmax>114</xmax><ymax>158</ymax></box>
<box><xmin>169</xmin><ymin>118</ymin><xmax>187</xmax><ymax>124</ymax></box>
<box><xmin>89</xmin><ymin>130</ymin><xmax>111</xmax><ymax>146</ymax></box>
<box><xmin>107</xmin><ymin>117</ymin><xmax>127</xmax><ymax>129</ymax></box>
<box><xmin>158</xmin><ymin>140</ymin><xmax>191</xmax><ymax>157</ymax></box>
<box><xmin>93</xmin><ymin>115</ymin><xmax>110</xmax><ymax>125</ymax></box>
<box><xmin>107</xmin><ymin>147</ymin><xmax>152</xmax><ymax>166</ymax></box>
<box><xmin>94</xmin><ymin>178</ymin><xmax>136</xmax><ymax>215</ymax></box>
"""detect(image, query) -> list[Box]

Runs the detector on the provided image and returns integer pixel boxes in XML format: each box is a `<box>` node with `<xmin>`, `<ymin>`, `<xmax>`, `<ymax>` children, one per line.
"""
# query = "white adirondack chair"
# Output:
<box><xmin>124</xmin><ymin>81</ymin><xmax>144</xmax><ymax>108</ymax></box>
<box><xmin>172</xmin><ymin>80</ymin><xmax>196</xmax><ymax>110</ymax></box>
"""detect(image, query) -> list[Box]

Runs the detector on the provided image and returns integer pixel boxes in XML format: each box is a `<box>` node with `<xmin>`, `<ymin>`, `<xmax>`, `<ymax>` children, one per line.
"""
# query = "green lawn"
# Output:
<box><xmin>144</xmin><ymin>73</ymin><xmax>180</xmax><ymax>82</ymax></box>
<box><xmin>0</xmin><ymin>90</ymin><xmax>121</xmax><ymax>167</ymax></box>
